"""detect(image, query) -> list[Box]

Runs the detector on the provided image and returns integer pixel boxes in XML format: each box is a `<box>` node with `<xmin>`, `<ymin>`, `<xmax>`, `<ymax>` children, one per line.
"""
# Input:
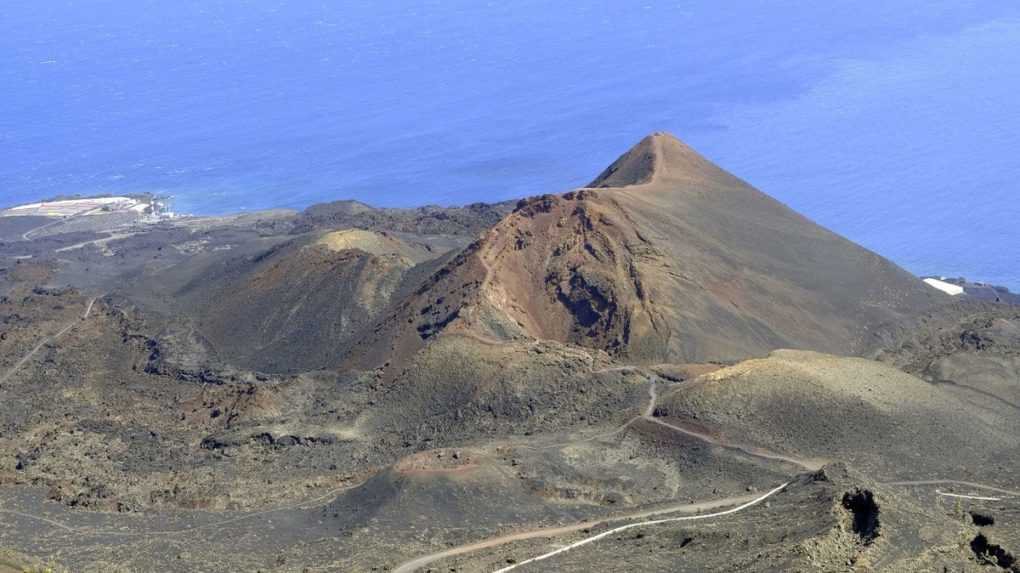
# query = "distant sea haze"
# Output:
<box><xmin>1</xmin><ymin>1</ymin><xmax>1017</xmax><ymax>289</ymax></box>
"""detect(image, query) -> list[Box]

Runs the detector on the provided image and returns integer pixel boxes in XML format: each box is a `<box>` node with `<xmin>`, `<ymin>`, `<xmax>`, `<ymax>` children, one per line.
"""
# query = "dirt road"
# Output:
<box><xmin>645</xmin><ymin>417</ymin><xmax>826</xmax><ymax>471</ymax></box>
<box><xmin>0</xmin><ymin>297</ymin><xmax>97</xmax><ymax>387</ymax></box>
<box><xmin>55</xmin><ymin>232</ymin><xmax>137</xmax><ymax>254</ymax></box>
<box><xmin>0</xmin><ymin>479</ymin><xmax>365</xmax><ymax>539</ymax></box>
<box><xmin>935</xmin><ymin>491</ymin><xmax>1001</xmax><ymax>502</ymax></box>
<box><xmin>640</xmin><ymin>380</ymin><xmax>826</xmax><ymax>471</ymax></box>
<box><xmin>21</xmin><ymin>218</ymin><xmax>63</xmax><ymax>241</ymax></box>
<box><xmin>523</xmin><ymin>379</ymin><xmax>824</xmax><ymax>471</ymax></box>
<box><xmin>491</xmin><ymin>482</ymin><xmax>790</xmax><ymax>573</ymax></box>
<box><xmin>393</xmin><ymin>484</ymin><xmax>786</xmax><ymax>573</ymax></box>
<box><xmin>392</xmin><ymin>380</ymin><xmax>821</xmax><ymax>572</ymax></box>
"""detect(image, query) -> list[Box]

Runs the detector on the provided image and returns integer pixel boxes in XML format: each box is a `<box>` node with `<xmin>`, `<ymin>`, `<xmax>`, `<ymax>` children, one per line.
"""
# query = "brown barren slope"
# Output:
<box><xmin>655</xmin><ymin>349</ymin><xmax>1020</xmax><ymax>479</ymax></box>
<box><xmin>350</xmin><ymin>132</ymin><xmax>940</xmax><ymax>368</ymax></box>
<box><xmin>174</xmin><ymin>229</ymin><xmax>442</xmax><ymax>373</ymax></box>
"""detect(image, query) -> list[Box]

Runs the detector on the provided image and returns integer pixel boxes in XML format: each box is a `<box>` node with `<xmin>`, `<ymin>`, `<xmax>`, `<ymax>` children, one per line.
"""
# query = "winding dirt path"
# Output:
<box><xmin>644</xmin><ymin>417</ymin><xmax>826</xmax><ymax>471</ymax></box>
<box><xmin>395</xmin><ymin>374</ymin><xmax>1016</xmax><ymax>573</ymax></box>
<box><xmin>0</xmin><ymin>508</ymin><xmax>79</xmax><ymax>533</ymax></box>
<box><xmin>82</xmin><ymin>297</ymin><xmax>98</xmax><ymax>319</ymax></box>
<box><xmin>640</xmin><ymin>380</ymin><xmax>825</xmax><ymax>471</ymax></box>
<box><xmin>0</xmin><ymin>297</ymin><xmax>97</xmax><ymax>387</ymax></box>
<box><xmin>21</xmin><ymin>218</ymin><xmax>64</xmax><ymax>241</ymax></box>
<box><xmin>54</xmin><ymin>232</ymin><xmax>137</xmax><ymax>254</ymax></box>
<box><xmin>4</xmin><ymin>362</ymin><xmax>1013</xmax><ymax>571</ymax></box>
<box><xmin>395</xmin><ymin>381</ymin><xmax>818</xmax><ymax>573</ymax></box>
<box><xmin>20</xmin><ymin>205</ymin><xmax>114</xmax><ymax>241</ymax></box>
<box><xmin>491</xmin><ymin>482</ymin><xmax>789</xmax><ymax>573</ymax></box>
<box><xmin>0</xmin><ymin>335</ymin><xmax>59</xmax><ymax>387</ymax></box>
<box><xmin>519</xmin><ymin>379</ymin><xmax>825</xmax><ymax>472</ymax></box>
<box><xmin>0</xmin><ymin>479</ymin><xmax>365</xmax><ymax>539</ymax></box>
<box><xmin>516</xmin><ymin>380</ymin><xmax>656</xmax><ymax>452</ymax></box>
<box><xmin>935</xmin><ymin>491</ymin><xmax>1002</xmax><ymax>502</ymax></box>
<box><xmin>393</xmin><ymin>483</ymin><xmax>787</xmax><ymax>573</ymax></box>
<box><xmin>644</xmin><ymin>381</ymin><xmax>658</xmax><ymax>417</ymax></box>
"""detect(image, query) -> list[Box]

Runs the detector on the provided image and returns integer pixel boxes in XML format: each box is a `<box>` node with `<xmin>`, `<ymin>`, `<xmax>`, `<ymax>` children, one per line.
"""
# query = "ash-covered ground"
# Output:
<box><xmin>1</xmin><ymin>135</ymin><xmax>1018</xmax><ymax>572</ymax></box>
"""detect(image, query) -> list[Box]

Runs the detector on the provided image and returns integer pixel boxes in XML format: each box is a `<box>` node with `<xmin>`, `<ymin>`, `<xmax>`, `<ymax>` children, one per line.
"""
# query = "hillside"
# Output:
<box><xmin>1</xmin><ymin>135</ymin><xmax>1015</xmax><ymax>573</ymax></box>
<box><xmin>654</xmin><ymin>349</ymin><xmax>1020</xmax><ymax>479</ymax></box>
<box><xmin>867</xmin><ymin>301</ymin><xmax>1020</xmax><ymax>413</ymax></box>
<box><xmin>166</xmin><ymin>229</ymin><xmax>456</xmax><ymax>373</ymax></box>
<box><xmin>293</xmin><ymin>199</ymin><xmax>516</xmax><ymax>237</ymax></box>
<box><xmin>351</xmin><ymin>132</ymin><xmax>941</xmax><ymax>368</ymax></box>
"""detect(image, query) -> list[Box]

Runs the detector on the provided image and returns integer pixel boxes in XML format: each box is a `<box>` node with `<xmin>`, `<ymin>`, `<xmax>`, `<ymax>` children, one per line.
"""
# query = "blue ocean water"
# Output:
<box><xmin>1</xmin><ymin>1</ymin><xmax>1017</xmax><ymax>288</ymax></box>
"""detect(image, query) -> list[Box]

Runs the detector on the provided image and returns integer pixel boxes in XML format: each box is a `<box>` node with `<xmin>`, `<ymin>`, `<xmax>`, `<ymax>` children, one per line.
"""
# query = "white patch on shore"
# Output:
<box><xmin>923</xmin><ymin>278</ymin><xmax>964</xmax><ymax>296</ymax></box>
<box><xmin>2</xmin><ymin>197</ymin><xmax>138</xmax><ymax>217</ymax></box>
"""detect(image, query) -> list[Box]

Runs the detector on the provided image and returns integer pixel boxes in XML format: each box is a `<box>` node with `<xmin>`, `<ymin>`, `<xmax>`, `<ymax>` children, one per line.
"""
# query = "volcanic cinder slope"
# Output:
<box><xmin>354</xmin><ymin>132</ymin><xmax>941</xmax><ymax>371</ymax></box>
<box><xmin>654</xmin><ymin>349</ymin><xmax>1020</xmax><ymax>479</ymax></box>
<box><xmin>167</xmin><ymin>229</ymin><xmax>453</xmax><ymax>373</ymax></box>
<box><xmin>867</xmin><ymin>301</ymin><xmax>1020</xmax><ymax>411</ymax></box>
<box><xmin>1</xmin><ymin>132</ymin><xmax>1017</xmax><ymax>573</ymax></box>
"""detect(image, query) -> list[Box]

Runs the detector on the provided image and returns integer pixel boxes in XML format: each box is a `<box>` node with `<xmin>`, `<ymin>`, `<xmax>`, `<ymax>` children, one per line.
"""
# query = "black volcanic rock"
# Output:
<box><xmin>293</xmin><ymin>199</ymin><xmax>516</xmax><ymax>237</ymax></box>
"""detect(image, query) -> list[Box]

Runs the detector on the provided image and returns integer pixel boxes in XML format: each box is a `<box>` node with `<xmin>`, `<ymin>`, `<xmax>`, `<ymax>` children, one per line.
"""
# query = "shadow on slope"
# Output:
<box><xmin>655</xmin><ymin>350</ymin><xmax>1020</xmax><ymax>481</ymax></box>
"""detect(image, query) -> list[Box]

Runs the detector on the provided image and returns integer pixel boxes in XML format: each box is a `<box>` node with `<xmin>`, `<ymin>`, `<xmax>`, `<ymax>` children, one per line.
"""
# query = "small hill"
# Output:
<box><xmin>314</xmin><ymin>228</ymin><xmax>430</xmax><ymax>262</ymax></box>
<box><xmin>171</xmin><ymin>230</ymin><xmax>447</xmax><ymax>373</ymax></box>
<box><xmin>320</xmin><ymin>448</ymin><xmax>599</xmax><ymax>540</ymax></box>
<box><xmin>654</xmin><ymin>350</ymin><xmax>1020</xmax><ymax>479</ymax></box>
<box><xmin>350</xmin><ymin>132</ymin><xmax>940</xmax><ymax>368</ymax></box>
<box><xmin>366</xmin><ymin>334</ymin><xmax>641</xmax><ymax>445</ymax></box>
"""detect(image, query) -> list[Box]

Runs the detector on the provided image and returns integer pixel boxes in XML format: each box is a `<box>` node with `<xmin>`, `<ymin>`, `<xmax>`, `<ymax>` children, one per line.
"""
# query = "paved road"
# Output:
<box><xmin>392</xmin><ymin>484</ymin><xmax>786</xmax><ymax>573</ymax></box>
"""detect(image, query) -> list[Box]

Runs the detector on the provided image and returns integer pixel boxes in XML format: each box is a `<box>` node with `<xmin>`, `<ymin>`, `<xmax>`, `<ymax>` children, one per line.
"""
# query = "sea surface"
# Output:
<box><xmin>1</xmin><ymin>1</ymin><xmax>1018</xmax><ymax>288</ymax></box>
